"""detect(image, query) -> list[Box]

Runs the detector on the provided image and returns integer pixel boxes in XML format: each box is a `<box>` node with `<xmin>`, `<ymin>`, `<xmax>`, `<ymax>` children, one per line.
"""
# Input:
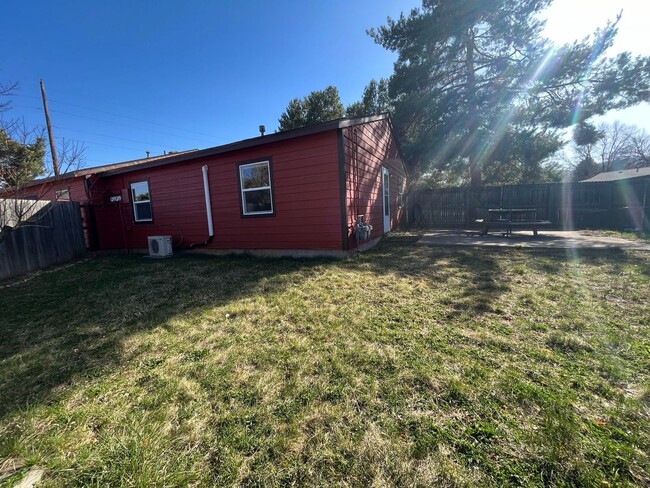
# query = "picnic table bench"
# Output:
<box><xmin>475</xmin><ymin>208</ymin><xmax>552</xmax><ymax>236</ymax></box>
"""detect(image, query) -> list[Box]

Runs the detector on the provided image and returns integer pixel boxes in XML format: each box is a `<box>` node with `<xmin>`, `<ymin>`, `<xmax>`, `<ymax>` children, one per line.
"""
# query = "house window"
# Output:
<box><xmin>239</xmin><ymin>160</ymin><xmax>273</xmax><ymax>216</ymax></box>
<box><xmin>130</xmin><ymin>180</ymin><xmax>152</xmax><ymax>222</ymax></box>
<box><xmin>55</xmin><ymin>188</ymin><xmax>70</xmax><ymax>201</ymax></box>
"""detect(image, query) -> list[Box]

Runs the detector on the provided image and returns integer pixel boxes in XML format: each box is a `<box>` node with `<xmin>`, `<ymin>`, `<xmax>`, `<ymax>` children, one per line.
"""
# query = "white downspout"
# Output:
<box><xmin>202</xmin><ymin>165</ymin><xmax>214</xmax><ymax>237</ymax></box>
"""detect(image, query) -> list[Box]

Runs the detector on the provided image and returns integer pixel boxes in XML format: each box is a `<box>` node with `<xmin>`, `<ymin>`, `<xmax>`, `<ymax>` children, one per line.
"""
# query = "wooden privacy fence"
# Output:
<box><xmin>0</xmin><ymin>200</ymin><xmax>86</xmax><ymax>281</ymax></box>
<box><xmin>408</xmin><ymin>178</ymin><xmax>650</xmax><ymax>231</ymax></box>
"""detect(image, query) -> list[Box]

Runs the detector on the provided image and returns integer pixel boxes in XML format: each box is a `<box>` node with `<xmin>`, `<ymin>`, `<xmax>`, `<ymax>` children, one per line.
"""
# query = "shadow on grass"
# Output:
<box><xmin>359</xmin><ymin>235</ymin><xmax>509</xmax><ymax>317</ymax></box>
<box><xmin>0</xmin><ymin>253</ymin><xmax>327</xmax><ymax>421</ymax></box>
<box><xmin>0</xmin><ymin>234</ymin><xmax>500</xmax><ymax>422</ymax></box>
<box><xmin>359</xmin><ymin>233</ymin><xmax>650</xmax><ymax>320</ymax></box>
<box><xmin>1</xmin><ymin>234</ymin><xmax>646</xmax><ymax>424</ymax></box>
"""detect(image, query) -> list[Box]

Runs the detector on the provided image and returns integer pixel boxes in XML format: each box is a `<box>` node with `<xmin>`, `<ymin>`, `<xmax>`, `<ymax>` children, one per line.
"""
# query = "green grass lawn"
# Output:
<box><xmin>1</xmin><ymin>234</ymin><xmax>649</xmax><ymax>487</ymax></box>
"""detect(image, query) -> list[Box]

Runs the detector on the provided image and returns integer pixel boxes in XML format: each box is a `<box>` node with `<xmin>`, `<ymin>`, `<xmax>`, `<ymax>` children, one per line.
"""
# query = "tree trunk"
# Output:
<box><xmin>469</xmin><ymin>156</ymin><xmax>481</xmax><ymax>188</ymax></box>
<box><xmin>465</xmin><ymin>30</ymin><xmax>481</xmax><ymax>189</ymax></box>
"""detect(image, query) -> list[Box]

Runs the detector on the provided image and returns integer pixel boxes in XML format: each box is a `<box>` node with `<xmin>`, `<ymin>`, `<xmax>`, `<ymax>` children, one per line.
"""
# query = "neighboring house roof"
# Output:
<box><xmin>19</xmin><ymin>150</ymin><xmax>199</xmax><ymax>189</ymax></box>
<box><xmin>17</xmin><ymin>114</ymin><xmax>402</xmax><ymax>187</ymax></box>
<box><xmin>581</xmin><ymin>166</ymin><xmax>650</xmax><ymax>182</ymax></box>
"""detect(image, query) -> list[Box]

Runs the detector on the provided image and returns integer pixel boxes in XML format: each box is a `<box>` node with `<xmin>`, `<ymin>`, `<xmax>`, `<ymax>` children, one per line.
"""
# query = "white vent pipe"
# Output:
<box><xmin>202</xmin><ymin>165</ymin><xmax>214</xmax><ymax>237</ymax></box>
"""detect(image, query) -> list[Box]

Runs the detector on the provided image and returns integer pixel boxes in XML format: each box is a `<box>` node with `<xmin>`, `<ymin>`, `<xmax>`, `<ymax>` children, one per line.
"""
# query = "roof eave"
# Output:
<box><xmin>14</xmin><ymin>171</ymin><xmax>82</xmax><ymax>189</ymax></box>
<box><xmin>101</xmin><ymin>114</ymin><xmax>391</xmax><ymax>177</ymax></box>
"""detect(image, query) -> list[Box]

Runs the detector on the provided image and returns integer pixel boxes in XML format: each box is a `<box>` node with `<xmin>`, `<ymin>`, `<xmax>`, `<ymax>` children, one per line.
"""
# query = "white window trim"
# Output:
<box><xmin>130</xmin><ymin>180</ymin><xmax>153</xmax><ymax>223</ymax></box>
<box><xmin>239</xmin><ymin>161</ymin><xmax>273</xmax><ymax>216</ymax></box>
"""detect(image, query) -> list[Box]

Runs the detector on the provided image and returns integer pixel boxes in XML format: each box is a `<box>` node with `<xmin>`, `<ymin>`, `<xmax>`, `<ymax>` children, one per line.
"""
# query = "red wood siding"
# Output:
<box><xmin>13</xmin><ymin>117</ymin><xmax>404</xmax><ymax>253</ymax></box>
<box><xmin>96</xmin><ymin>130</ymin><xmax>343</xmax><ymax>251</ymax></box>
<box><xmin>342</xmin><ymin>119</ymin><xmax>407</xmax><ymax>249</ymax></box>
<box><xmin>12</xmin><ymin>177</ymin><xmax>88</xmax><ymax>203</ymax></box>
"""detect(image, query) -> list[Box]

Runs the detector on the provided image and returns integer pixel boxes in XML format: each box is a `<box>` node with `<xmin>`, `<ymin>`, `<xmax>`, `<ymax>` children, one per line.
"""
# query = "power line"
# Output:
<box><xmin>45</xmin><ymin>148</ymin><xmax>131</xmax><ymax>168</ymax></box>
<box><xmin>8</xmin><ymin>107</ymin><xmax>188</xmax><ymax>150</ymax></box>
<box><xmin>11</xmin><ymin>92</ymin><xmax>228</xmax><ymax>140</ymax></box>
<box><xmin>10</xmin><ymin>104</ymin><xmax>214</xmax><ymax>145</ymax></box>
<box><xmin>54</xmin><ymin>135</ymin><xmax>152</xmax><ymax>153</ymax></box>
<box><xmin>52</xmin><ymin>124</ymin><xmax>183</xmax><ymax>150</ymax></box>
<box><xmin>18</xmin><ymin>82</ymin><xmax>158</xmax><ymax>117</ymax></box>
<box><xmin>41</xmin><ymin>138</ymin><xmax>146</xmax><ymax>168</ymax></box>
<box><xmin>1</xmin><ymin>109</ymin><xmax>172</xmax><ymax>156</ymax></box>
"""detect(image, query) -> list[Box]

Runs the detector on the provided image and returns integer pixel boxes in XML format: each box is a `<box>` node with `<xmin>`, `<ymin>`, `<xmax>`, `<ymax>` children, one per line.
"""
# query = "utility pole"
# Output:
<box><xmin>40</xmin><ymin>79</ymin><xmax>59</xmax><ymax>176</ymax></box>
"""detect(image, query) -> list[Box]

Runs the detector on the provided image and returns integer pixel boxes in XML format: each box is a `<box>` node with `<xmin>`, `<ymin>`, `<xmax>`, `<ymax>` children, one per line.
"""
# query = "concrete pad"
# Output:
<box><xmin>417</xmin><ymin>229</ymin><xmax>650</xmax><ymax>250</ymax></box>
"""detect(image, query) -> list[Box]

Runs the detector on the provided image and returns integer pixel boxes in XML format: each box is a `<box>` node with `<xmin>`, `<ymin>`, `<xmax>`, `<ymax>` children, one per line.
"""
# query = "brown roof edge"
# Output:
<box><xmin>17</xmin><ymin>149</ymin><xmax>199</xmax><ymax>189</ymax></box>
<box><xmin>101</xmin><ymin>114</ymin><xmax>392</xmax><ymax>177</ymax></box>
<box><xmin>11</xmin><ymin>173</ymin><xmax>78</xmax><ymax>190</ymax></box>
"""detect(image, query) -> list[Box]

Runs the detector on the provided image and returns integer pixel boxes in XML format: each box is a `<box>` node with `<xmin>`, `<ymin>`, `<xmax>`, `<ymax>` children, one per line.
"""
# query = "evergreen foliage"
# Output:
<box><xmin>345</xmin><ymin>79</ymin><xmax>391</xmax><ymax>117</ymax></box>
<box><xmin>278</xmin><ymin>86</ymin><xmax>345</xmax><ymax>131</ymax></box>
<box><xmin>0</xmin><ymin>128</ymin><xmax>46</xmax><ymax>187</ymax></box>
<box><xmin>369</xmin><ymin>0</ymin><xmax>650</xmax><ymax>186</ymax></box>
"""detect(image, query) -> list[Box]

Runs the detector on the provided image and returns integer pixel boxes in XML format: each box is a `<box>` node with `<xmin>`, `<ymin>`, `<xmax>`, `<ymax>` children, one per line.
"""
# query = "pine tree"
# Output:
<box><xmin>370</xmin><ymin>0</ymin><xmax>650</xmax><ymax>186</ymax></box>
<box><xmin>278</xmin><ymin>86</ymin><xmax>344</xmax><ymax>131</ymax></box>
<box><xmin>0</xmin><ymin>128</ymin><xmax>46</xmax><ymax>187</ymax></box>
<box><xmin>346</xmin><ymin>79</ymin><xmax>390</xmax><ymax>117</ymax></box>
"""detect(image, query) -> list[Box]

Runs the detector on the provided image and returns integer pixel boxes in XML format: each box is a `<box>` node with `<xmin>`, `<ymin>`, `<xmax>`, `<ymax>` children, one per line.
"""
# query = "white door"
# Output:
<box><xmin>382</xmin><ymin>167</ymin><xmax>390</xmax><ymax>233</ymax></box>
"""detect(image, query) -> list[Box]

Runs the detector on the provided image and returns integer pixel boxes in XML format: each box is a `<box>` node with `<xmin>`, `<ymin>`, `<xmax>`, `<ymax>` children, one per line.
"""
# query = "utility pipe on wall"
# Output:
<box><xmin>202</xmin><ymin>165</ymin><xmax>214</xmax><ymax>237</ymax></box>
<box><xmin>189</xmin><ymin>164</ymin><xmax>214</xmax><ymax>249</ymax></box>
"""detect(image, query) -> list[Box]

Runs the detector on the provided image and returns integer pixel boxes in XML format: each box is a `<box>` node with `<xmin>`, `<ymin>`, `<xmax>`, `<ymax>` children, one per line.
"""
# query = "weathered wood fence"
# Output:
<box><xmin>408</xmin><ymin>177</ymin><xmax>650</xmax><ymax>231</ymax></box>
<box><xmin>0</xmin><ymin>200</ymin><xmax>86</xmax><ymax>281</ymax></box>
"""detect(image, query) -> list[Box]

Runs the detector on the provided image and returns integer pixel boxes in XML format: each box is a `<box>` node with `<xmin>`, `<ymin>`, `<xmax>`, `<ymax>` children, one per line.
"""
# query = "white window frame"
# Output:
<box><xmin>239</xmin><ymin>160</ymin><xmax>273</xmax><ymax>216</ymax></box>
<box><xmin>130</xmin><ymin>180</ymin><xmax>153</xmax><ymax>223</ymax></box>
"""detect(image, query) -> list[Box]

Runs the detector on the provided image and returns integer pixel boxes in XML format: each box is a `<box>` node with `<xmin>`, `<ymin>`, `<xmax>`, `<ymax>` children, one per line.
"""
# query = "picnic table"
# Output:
<box><xmin>476</xmin><ymin>208</ymin><xmax>552</xmax><ymax>236</ymax></box>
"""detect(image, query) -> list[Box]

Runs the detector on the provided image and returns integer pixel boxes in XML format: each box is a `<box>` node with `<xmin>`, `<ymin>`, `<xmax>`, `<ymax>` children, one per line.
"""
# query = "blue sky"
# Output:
<box><xmin>2</xmin><ymin>0</ymin><xmax>414</xmax><ymax>169</ymax></box>
<box><xmin>2</xmin><ymin>1</ymin><xmax>648</xmax><ymax>172</ymax></box>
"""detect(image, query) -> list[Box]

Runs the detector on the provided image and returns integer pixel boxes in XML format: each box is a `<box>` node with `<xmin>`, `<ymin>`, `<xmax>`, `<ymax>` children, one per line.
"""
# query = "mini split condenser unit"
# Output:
<box><xmin>147</xmin><ymin>235</ymin><xmax>173</xmax><ymax>258</ymax></box>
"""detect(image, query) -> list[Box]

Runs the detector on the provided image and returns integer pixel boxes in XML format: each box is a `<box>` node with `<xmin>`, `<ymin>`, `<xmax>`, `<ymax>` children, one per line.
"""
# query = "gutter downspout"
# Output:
<box><xmin>189</xmin><ymin>164</ymin><xmax>214</xmax><ymax>248</ymax></box>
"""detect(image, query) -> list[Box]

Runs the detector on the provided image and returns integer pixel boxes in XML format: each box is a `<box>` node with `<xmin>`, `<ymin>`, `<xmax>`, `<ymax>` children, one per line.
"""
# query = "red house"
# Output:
<box><xmin>15</xmin><ymin>115</ymin><xmax>407</xmax><ymax>257</ymax></box>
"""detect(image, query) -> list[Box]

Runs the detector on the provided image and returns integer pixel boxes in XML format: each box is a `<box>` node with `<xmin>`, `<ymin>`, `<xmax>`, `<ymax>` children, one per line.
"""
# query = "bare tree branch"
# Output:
<box><xmin>0</xmin><ymin>81</ymin><xmax>18</xmax><ymax>112</ymax></box>
<box><xmin>571</xmin><ymin>121</ymin><xmax>650</xmax><ymax>179</ymax></box>
<box><xmin>1</xmin><ymin>87</ymin><xmax>86</xmax><ymax>234</ymax></box>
